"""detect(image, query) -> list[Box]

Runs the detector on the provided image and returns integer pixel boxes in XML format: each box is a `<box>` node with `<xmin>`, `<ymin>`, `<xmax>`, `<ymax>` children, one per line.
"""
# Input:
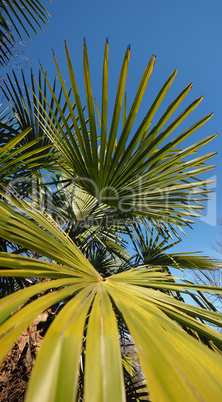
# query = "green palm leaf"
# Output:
<box><xmin>33</xmin><ymin>41</ymin><xmax>216</xmax><ymax>230</ymax></box>
<box><xmin>0</xmin><ymin>196</ymin><xmax>222</xmax><ymax>400</ymax></box>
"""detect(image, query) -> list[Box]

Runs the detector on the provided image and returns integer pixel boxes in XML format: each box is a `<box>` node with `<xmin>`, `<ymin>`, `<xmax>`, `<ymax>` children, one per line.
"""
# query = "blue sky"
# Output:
<box><xmin>12</xmin><ymin>0</ymin><xmax>222</xmax><ymax>258</ymax></box>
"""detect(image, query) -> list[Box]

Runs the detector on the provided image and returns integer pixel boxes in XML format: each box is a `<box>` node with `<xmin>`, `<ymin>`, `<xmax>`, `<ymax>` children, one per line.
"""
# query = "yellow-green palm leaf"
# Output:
<box><xmin>0</xmin><ymin>196</ymin><xmax>222</xmax><ymax>401</ymax></box>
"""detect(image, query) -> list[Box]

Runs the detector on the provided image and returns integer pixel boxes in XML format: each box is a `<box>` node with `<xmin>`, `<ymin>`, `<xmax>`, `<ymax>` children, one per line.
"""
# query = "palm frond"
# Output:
<box><xmin>33</xmin><ymin>41</ymin><xmax>216</xmax><ymax>232</ymax></box>
<box><xmin>0</xmin><ymin>196</ymin><xmax>222</xmax><ymax>400</ymax></box>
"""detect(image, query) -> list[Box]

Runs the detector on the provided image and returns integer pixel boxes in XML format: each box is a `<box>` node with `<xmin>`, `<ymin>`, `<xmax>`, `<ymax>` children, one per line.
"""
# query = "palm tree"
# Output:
<box><xmin>0</xmin><ymin>41</ymin><xmax>222</xmax><ymax>401</ymax></box>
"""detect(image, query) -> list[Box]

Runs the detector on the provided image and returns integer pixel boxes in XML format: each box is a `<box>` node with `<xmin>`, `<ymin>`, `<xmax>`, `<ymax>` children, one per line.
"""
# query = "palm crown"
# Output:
<box><xmin>0</xmin><ymin>40</ymin><xmax>222</xmax><ymax>401</ymax></box>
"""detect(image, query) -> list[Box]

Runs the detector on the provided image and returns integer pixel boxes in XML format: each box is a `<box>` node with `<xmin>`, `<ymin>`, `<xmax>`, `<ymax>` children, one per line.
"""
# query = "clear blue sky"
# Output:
<box><xmin>19</xmin><ymin>0</ymin><xmax>222</xmax><ymax>258</ymax></box>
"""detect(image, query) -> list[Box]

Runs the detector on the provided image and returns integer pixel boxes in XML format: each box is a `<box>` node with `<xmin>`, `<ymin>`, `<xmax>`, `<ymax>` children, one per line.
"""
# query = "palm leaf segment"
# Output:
<box><xmin>0</xmin><ymin>196</ymin><xmax>222</xmax><ymax>401</ymax></box>
<box><xmin>0</xmin><ymin>0</ymin><xmax>50</xmax><ymax>66</ymax></box>
<box><xmin>34</xmin><ymin>41</ymin><xmax>216</xmax><ymax>229</ymax></box>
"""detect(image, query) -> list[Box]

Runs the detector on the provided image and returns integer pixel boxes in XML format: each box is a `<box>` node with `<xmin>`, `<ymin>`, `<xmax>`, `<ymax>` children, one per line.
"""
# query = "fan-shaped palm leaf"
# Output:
<box><xmin>129</xmin><ymin>222</ymin><xmax>221</xmax><ymax>272</ymax></box>
<box><xmin>33</xmin><ymin>41</ymin><xmax>216</xmax><ymax>232</ymax></box>
<box><xmin>0</xmin><ymin>194</ymin><xmax>222</xmax><ymax>401</ymax></box>
<box><xmin>126</xmin><ymin>221</ymin><xmax>222</xmax><ymax>316</ymax></box>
